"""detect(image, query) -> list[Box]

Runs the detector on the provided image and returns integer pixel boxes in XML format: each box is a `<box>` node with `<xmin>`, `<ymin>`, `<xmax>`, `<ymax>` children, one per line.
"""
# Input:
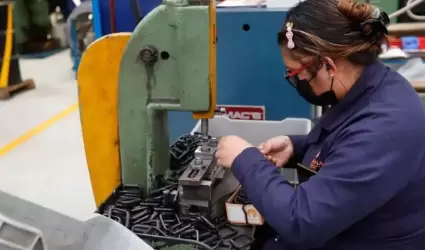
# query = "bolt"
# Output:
<box><xmin>194</xmin><ymin>157</ymin><xmax>203</xmax><ymax>165</ymax></box>
<box><xmin>139</xmin><ymin>46</ymin><xmax>158</xmax><ymax>64</ymax></box>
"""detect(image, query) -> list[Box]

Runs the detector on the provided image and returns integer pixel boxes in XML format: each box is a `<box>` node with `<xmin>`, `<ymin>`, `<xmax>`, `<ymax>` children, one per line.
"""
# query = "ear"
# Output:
<box><xmin>324</xmin><ymin>57</ymin><xmax>336</xmax><ymax>76</ymax></box>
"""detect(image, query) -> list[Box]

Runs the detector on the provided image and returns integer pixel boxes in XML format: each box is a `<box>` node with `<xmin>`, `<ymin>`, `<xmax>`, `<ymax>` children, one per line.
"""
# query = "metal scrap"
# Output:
<box><xmin>97</xmin><ymin>134</ymin><xmax>255</xmax><ymax>249</ymax></box>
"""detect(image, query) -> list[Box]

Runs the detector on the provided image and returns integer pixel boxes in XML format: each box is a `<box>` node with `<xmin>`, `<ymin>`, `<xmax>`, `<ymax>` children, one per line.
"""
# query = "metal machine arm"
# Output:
<box><xmin>118</xmin><ymin>0</ymin><xmax>216</xmax><ymax>193</ymax></box>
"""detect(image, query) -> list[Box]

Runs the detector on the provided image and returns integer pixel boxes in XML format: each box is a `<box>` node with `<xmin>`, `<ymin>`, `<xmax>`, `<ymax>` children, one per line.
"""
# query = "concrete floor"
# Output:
<box><xmin>0</xmin><ymin>50</ymin><xmax>96</xmax><ymax>221</ymax></box>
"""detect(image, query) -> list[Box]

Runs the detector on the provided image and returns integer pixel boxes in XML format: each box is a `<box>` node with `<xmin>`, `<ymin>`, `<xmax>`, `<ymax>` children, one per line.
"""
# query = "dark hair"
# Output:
<box><xmin>278</xmin><ymin>0</ymin><xmax>390</xmax><ymax>65</ymax></box>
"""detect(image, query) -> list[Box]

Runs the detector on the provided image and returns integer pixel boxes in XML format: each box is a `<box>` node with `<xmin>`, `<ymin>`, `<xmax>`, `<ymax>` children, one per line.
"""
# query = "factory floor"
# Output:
<box><xmin>0</xmin><ymin>50</ymin><xmax>96</xmax><ymax>221</ymax></box>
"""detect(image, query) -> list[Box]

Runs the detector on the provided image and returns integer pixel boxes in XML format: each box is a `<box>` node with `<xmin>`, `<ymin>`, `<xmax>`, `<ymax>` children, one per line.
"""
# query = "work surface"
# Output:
<box><xmin>0</xmin><ymin>51</ymin><xmax>96</xmax><ymax>220</ymax></box>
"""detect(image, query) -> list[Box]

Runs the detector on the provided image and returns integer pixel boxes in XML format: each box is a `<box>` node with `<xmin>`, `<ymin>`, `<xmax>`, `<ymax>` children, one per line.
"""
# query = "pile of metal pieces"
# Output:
<box><xmin>98</xmin><ymin>134</ymin><xmax>255</xmax><ymax>249</ymax></box>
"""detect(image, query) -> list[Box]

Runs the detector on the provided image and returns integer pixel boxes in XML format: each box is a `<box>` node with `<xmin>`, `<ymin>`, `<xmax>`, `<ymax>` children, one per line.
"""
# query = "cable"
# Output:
<box><xmin>388</xmin><ymin>0</ymin><xmax>425</xmax><ymax>19</ymax></box>
<box><xmin>406</xmin><ymin>0</ymin><xmax>425</xmax><ymax>21</ymax></box>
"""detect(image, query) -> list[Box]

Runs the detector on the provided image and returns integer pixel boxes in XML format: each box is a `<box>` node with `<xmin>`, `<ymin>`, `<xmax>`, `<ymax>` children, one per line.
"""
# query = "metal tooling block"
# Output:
<box><xmin>179</xmin><ymin>168</ymin><xmax>237</xmax><ymax>218</ymax></box>
<box><xmin>179</xmin><ymin>158</ymin><xmax>213</xmax><ymax>186</ymax></box>
<box><xmin>180</xmin><ymin>166</ymin><xmax>226</xmax><ymax>204</ymax></box>
<box><xmin>179</xmin><ymin>137</ymin><xmax>219</xmax><ymax>186</ymax></box>
<box><xmin>193</xmin><ymin>137</ymin><xmax>218</xmax><ymax>160</ymax></box>
<box><xmin>178</xmin><ymin>137</ymin><xmax>238</xmax><ymax>217</ymax></box>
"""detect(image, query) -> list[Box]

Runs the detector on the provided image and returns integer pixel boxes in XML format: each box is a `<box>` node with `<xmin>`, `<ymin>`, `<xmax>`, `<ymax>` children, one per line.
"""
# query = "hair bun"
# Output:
<box><xmin>337</xmin><ymin>0</ymin><xmax>373</xmax><ymax>23</ymax></box>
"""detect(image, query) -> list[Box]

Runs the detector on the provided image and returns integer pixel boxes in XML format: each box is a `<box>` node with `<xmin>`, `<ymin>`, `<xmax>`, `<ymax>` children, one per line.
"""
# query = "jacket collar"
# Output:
<box><xmin>317</xmin><ymin>61</ymin><xmax>389</xmax><ymax>132</ymax></box>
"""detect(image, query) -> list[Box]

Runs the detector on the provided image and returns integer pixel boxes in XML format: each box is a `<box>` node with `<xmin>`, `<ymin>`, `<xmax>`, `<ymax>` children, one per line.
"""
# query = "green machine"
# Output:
<box><xmin>364</xmin><ymin>0</ymin><xmax>399</xmax><ymax>18</ymax></box>
<box><xmin>118</xmin><ymin>0</ymin><xmax>217</xmax><ymax>194</ymax></box>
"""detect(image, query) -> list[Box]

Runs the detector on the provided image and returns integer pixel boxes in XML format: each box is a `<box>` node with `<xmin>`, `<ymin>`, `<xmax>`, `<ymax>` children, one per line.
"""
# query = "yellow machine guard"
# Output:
<box><xmin>77</xmin><ymin>33</ymin><xmax>131</xmax><ymax>206</ymax></box>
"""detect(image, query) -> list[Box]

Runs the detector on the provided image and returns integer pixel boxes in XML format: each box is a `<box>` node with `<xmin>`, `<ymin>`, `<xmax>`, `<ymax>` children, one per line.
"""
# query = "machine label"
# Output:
<box><xmin>217</xmin><ymin>105</ymin><xmax>265</xmax><ymax>120</ymax></box>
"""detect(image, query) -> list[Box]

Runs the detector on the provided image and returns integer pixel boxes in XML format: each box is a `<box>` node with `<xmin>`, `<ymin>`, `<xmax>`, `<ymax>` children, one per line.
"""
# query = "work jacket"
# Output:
<box><xmin>232</xmin><ymin>61</ymin><xmax>425</xmax><ymax>250</ymax></box>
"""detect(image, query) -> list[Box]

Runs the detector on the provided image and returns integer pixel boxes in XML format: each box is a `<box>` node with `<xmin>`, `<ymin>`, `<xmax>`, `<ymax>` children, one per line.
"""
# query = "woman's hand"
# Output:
<box><xmin>258</xmin><ymin>136</ymin><xmax>294</xmax><ymax>167</ymax></box>
<box><xmin>216</xmin><ymin>136</ymin><xmax>253</xmax><ymax>168</ymax></box>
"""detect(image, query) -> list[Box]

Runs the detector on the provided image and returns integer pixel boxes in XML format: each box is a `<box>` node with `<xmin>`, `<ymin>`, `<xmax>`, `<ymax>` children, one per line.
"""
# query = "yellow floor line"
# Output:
<box><xmin>0</xmin><ymin>102</ymin><xmax>79</xmax><ymax>157</ymax></box>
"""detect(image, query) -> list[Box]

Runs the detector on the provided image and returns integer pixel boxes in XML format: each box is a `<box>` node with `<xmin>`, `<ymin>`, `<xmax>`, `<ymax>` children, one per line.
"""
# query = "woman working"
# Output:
<box><xmin>216</xmin><ymin>0</ymin><xmax>425</xmax><ymax>249</ymax></box>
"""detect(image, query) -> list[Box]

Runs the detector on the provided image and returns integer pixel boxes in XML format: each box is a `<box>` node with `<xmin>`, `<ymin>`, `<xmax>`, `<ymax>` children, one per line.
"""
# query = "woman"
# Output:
<box><xmin>216</xmin><ymin>0</ymin><xmax>425</xmax><ymax>249</ymax></box>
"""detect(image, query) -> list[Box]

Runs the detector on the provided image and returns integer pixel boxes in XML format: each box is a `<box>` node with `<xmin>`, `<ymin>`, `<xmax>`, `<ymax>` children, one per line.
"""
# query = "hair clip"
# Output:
<box><xmin>360</xmin><ymin>9</ymin><xmax>390</xmax><ymax>40</ymax></box>
<box><xmin>371</xmin><ymin>7</ymin><xmax>380</xmax><ymax>19</ymax></box>
<box><xmin>286</xmin><ymin>22</ymin><xmax>295</xmax><ymax>49</ymax></box>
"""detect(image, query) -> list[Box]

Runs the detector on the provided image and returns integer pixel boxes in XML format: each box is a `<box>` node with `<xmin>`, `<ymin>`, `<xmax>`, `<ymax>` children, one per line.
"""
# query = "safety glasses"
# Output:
<box><xmin>284</xmin><ymin>64</ymin><xmax>310</xmax><ymax>88</ymax></box>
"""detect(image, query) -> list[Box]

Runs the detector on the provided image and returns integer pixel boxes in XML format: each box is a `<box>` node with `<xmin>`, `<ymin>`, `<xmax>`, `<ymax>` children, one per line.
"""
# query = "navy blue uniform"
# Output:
<box><xmin>232</xmin><ymin>62</ymin><xmax>425</xmax><ymax>249</ymax></box>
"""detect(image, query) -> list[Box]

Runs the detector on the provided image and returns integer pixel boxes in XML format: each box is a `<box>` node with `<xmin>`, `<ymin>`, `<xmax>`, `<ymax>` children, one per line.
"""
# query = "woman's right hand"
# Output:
<box><xmin>258</xmin><ymin>136</ymin><xmax>294</xmax><ymax>168</ymax></box>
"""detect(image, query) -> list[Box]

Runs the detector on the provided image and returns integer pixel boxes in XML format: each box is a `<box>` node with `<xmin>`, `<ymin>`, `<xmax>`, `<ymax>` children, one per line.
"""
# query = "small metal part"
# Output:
<box><xmin>152</xmin><ymin>227</ymin><xmax>167</xmax><ymax>236</ymax></box>
<box><xmin>131</xmin><ymin>206</ymin><xmax>147</xmax><ymax>213</ymax></box>
<box><xmin>159</xmin><ymin>213</ymin><xmax>180</xmax><ymax>231</ymax></box>
<box><xmin>142</xmin><ymin>220</ymin><xmax>161</xmax><ymax>229</ymax></box>
<box><xmin>117</xmin><ymin>197</ymin><xmax>142</xmax><ymax>209</ymax></box>
<box><xmin>132</xmin><ymin>210</ymin><xmax>149</xmax><ymax>221</ymax></box>
<box><xmin>199</xmin><ymin>230</ymin><xmax>213</xmax><ymax>240</ymax></box>
<box><xmin>179</xmin><ymin>229</ymin><xmax>200</xmax><ymax>241</ymax></box>
<box><xmin>203</xmin><ymin>234</ymin><xmax>220</xmax><ymax>244</ymax></box>
<box><xmin>217</xmin><ymin>224</ymin><xmax>238</xmax><ymax>239</ymax></box>
<box><xmin>108</xmin><ymin>208</ymin><xmax>131</xmax><ymax>228</ymax></box>
<box><xmin>149</xmin><ymin>211</ymin><xmax>159</xmax><ymax>220</ymax></box>
<box><xmin>150</xmin><ymin>184</ymin><xmax>177</xmax><ymax>196</ymax></box>
<box><xmin>139</xmin><ymin>46</ymin><xmax>158</xmax><ymax>65</ymax></box>
<box><xmin>132</xmin><ymin>224</ymin><xmax>153</xmax><ymax>234</ymax></box>
<box><xmin>200</xmin><ymin>215</ymin><xmax>216</xmax><ymax>230</ymax></box>
<box><xmin>194</xmin><ymin>157</ymin><xmax>203</xmax><ymax>165</ymax></box>
<box><xmin>171</xmin><ymin>222</ymin><xmax>183</xmax><ymax>230</ymax></box>
<box><xmin>133</xmin><ymin>214</ymin><xmax>151</xmax><ymax>225</ymax></box>
<box><xmin>229</xmin><ymin>235</ymin><xmax>254</xmax><ymax>249</ymax></box>
<box><xmin>173</xmin><ymin>224</ymin><xmax>192</xmax><ymax>235</ymax></box>
<box><xmin>140</xmin><ymin>202</ymin><xmax>161</xmax><ymax>207</ymax></box>
<box><xmin>153</xmin><ymin>207</ymin><xmax>174</xmax><ymax>213</ymax></box>
<box><xmin>209</xmin><ymin>238</ymin><xmax>223</xmax><ymax>249</ymax></box>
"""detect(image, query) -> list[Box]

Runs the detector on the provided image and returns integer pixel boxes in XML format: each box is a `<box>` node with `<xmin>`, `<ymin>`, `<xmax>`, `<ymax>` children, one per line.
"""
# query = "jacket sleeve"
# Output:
<box><xmin>287</xmin><ymin>135</ymin><xmax>308</xmax><ymax>161</ymax></box>
<box><xmin>231</xmin><ymin>114</ymin><xmax>423</xmax><ymax>248</ymax></box>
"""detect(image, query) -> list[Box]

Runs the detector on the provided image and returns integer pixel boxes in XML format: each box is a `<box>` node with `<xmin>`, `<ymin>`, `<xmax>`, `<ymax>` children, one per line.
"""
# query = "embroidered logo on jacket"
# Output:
<box><xmin>310</xmin><ymin>151</ymin><xmax>324</xmax><ymax>171</ymax></box>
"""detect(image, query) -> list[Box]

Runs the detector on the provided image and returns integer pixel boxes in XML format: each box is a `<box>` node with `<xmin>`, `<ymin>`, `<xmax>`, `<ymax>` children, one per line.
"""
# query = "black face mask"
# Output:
<box><xmin>286</xmin><ymin>73</ymin><xmax>338</xmax><ymax>107</ymax></box>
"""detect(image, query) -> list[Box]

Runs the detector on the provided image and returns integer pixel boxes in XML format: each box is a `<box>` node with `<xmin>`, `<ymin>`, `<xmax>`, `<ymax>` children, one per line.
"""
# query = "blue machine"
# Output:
<box><xmin>91</xmin><ymin>3</ymin><xmax>313</xmax><ymax>142</ymax></box>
